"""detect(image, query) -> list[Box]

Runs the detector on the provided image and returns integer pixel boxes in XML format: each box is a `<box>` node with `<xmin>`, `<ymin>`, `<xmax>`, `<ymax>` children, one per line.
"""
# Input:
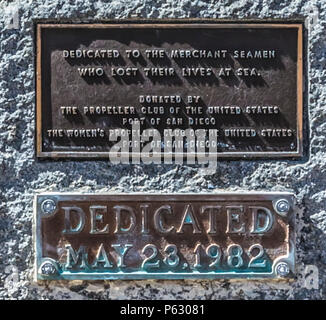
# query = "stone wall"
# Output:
<box><xmin>0</xmin><ymin>0</ymin><xmax>325</xmax><ymax>299</ymax></box>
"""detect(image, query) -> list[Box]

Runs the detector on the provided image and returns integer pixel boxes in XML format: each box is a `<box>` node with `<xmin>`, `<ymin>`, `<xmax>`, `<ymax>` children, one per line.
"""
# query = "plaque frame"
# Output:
<box><xmin>35</xmin><ymin>22</ymin><xmax>303</xmax><ymax>159</ymax></box>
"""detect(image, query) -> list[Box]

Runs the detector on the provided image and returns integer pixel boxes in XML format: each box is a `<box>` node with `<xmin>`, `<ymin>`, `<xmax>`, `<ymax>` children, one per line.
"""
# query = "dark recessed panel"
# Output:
<box><xmin>36</xmin><ymin>23</ymin><xmax>303</xmax><ymax>158</ymax></box>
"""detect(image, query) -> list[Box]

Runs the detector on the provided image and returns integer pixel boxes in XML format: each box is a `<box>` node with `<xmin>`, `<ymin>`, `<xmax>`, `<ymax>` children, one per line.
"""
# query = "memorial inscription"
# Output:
<box><xmin>36</xmin><ymin>23</ymin><xmax>303</xmax><ymax>159</ymax></box>
<box><xmin>34</xmin><ymin>193</ymin><xmax>295</xmax><ymax>280</ymax></box>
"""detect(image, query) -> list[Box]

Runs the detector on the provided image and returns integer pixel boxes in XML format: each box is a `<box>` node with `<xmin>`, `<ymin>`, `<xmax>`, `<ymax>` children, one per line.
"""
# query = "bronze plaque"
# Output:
<box><xmin>34</xmin><ymin>193</ymin><xmax>295</xmax><ymax>280</ymax></box>
<box><xmin>36</xmin><ymin>22</ymin><xmax>303</xmax><ymax>159</ymax></box>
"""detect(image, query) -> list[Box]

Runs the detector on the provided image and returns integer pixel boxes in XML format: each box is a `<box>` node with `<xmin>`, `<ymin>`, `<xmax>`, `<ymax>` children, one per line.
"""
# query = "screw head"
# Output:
<box><xmin>276</xmin><ymin>262</ymin><xmax>290</xmax><ymax>277</ymax></box>
<box><xmin>41</xmin><ymin>199</ymin><xmax>56</xmax><ymax>216</ymax></box>
<box><xmin>40</xmin><ymin>261</ymin><xmax>57</xmax><ymax>276</ymax></box>
<box><xmin>274</xmin><ymin>199</ymin><xmax>290</xmax><ymax>216</ymax></box>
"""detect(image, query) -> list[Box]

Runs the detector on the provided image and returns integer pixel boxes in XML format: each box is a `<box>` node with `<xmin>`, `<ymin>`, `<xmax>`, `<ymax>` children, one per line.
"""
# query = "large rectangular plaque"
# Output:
<box><xmin>34</xmin><ymin>193</ymin><xmax>295</xmax><ymax>280</ymax></box>
<box><xmin>36</xmin><ymin>22</ymin><xmax>303</xmax><ymax>159</ymax></box>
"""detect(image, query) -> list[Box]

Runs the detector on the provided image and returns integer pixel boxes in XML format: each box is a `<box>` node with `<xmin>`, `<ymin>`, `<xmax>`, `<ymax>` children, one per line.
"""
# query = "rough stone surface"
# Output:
<box><xmin>0</xmin><ymin>0</ymin><xmax>325</xmax><ymax>300</ymax></box>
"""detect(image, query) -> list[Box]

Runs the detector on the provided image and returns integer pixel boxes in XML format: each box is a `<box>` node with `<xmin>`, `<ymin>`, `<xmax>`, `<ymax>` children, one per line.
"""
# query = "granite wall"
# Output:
<box><xmin>0</xmin><ymin>0</ymin><xmax>325</xmax><ymax>299</ymax></box>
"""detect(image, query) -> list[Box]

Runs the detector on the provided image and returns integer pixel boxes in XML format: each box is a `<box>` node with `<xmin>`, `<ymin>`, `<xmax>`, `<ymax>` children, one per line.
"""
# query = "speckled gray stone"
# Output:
<box><xmin>0</xmin><ymin>0</ymin><xmax>325</xmax><ymax>300</ymax></box>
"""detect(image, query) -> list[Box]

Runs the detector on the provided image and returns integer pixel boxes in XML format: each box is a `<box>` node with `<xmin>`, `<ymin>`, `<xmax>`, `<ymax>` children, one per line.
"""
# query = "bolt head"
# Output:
<box><xmin>276</xmin><ymin>262</ymin><xmax>290</xmax><ymax>277</ymax></box>
<box><xmin>275</xmin><ymin>199</ymin><xmax>290</xmax><ymax>216</ymax></box>
<box><xmin>41</xmin><ymin>199</ymin><xmax>56</xmax><ymax>216</ymax></box>
<box><xmin>40</xmin><ymin>262</ymin><xmax>57</xmax><ymax>276</ymax></box>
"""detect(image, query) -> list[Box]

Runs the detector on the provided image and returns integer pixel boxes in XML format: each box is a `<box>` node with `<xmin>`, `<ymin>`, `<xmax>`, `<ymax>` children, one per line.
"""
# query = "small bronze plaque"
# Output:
<box><xmin>34</xmin><ymin>193</ymin><xmax>295</xmax><ymax>280</ymax></box>
<box><xmin>36</xmin><ymin>22</ymin><xmax>303</xmax><ymax>159</ymax></box>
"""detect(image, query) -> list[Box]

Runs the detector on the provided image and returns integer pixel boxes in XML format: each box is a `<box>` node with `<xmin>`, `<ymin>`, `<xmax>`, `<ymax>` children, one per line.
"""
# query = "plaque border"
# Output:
<box><xmin>34</xmin><ymin>192</ymin><xmax>295</xmax><ymax>281</ymax></box>
<box><xmin>35</xmin><ymin>22</ymin><xmax>303</xmax><ymax>159</ymax></box>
